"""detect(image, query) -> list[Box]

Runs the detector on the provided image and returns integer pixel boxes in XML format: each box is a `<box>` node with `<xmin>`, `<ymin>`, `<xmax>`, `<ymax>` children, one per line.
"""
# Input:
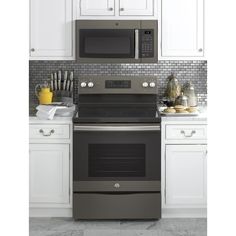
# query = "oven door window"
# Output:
<box><xmin>89</xmin><ymin>144</ymin><xmax>145</xmax><ymax>177</ymax></box>
<box><xmin>79</xmin><ymin>29</ymin><xmax>135</xmax><ymax>58</ymax></box>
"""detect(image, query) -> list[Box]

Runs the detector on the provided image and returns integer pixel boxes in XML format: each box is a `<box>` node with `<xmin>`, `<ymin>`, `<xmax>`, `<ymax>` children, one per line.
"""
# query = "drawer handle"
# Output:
<box><xmin>39</xmin><ymin>129</ymin><xmax>55</xmax><ymax>136</ymax></box>
<box><xmin>180</xmin><ymin>130</ymin><xmax>196</xmax><ymax>137</ymax></box>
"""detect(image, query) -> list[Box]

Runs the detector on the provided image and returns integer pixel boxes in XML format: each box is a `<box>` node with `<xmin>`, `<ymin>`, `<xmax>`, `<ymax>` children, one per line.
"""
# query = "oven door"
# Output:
<box><xmin>73</xmin><ymin>124</ymin><xmax>161</xmax><ymax>192</ymax></box>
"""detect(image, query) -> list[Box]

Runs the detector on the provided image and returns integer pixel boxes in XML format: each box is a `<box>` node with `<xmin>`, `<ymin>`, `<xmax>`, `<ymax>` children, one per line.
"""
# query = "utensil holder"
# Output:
<box><xmin>52</xmin><ymin>91</ymin><xmax>73</xmax><ymax>103</ymax></box>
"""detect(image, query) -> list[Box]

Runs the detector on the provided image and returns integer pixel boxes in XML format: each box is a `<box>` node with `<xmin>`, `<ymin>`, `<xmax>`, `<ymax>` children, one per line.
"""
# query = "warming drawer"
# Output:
<box><xmin>73</xmin><ymin>192</ymin><xmax>161</xmax><ymax>219</ymax></box>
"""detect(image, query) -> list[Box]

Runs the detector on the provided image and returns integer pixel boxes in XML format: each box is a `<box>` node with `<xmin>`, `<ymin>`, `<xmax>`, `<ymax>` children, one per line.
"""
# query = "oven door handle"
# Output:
<box><xmin>73</xmin><ymin>125</ymin><xmax>160</xmax><ymax>131</ymax></box>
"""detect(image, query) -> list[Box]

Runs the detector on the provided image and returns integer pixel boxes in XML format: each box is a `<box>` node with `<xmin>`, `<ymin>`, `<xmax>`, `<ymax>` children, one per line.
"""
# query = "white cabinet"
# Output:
<box><xmin>29</xmin><ymin>120</ymin><xmax>72</xmax><ymax>217</ymax></box>
<box><xmin>161</xmin><ymin>0</ymin><xmax>204</xmax><ymax>58</ymax></box>
<box><xmin>29</xmin><ymin>144</ymin><xmax>70</xmax><ymax>204</ymax></box>
<box><xmin>161</xmin><ymin>119</ymin><xmax>207</xmax><ymax>217</ymax></box>
<box><xmin>78</xmin><ymin>0</ymin><xmax>156</xmax><ymax>18</ymax></box>
<box><xmin>80</xmin><ymin>0</ymin><xmax>115</xmax><ymax>16</ymax></box>
<box><xmin>166</xmin><ymin>145</ymin><xmax>207</xmax><ymax>206</ymax></box>
<box><xmin>119</xmin><ymin>0</ymin><xmax>153</xmax><ymax>16</ymax></box>
<box><xmin>30</xmin><ymin>0</ymin><xmax>74</xmax><ymax>60</ymax></box>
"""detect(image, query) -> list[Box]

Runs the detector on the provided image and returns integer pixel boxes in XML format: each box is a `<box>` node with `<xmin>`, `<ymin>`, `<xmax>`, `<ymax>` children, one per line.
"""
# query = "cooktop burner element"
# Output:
<box><xmin>73</xmin><ymin>76</ymin><xmax>160</xmax><ymax>123</ymax></box>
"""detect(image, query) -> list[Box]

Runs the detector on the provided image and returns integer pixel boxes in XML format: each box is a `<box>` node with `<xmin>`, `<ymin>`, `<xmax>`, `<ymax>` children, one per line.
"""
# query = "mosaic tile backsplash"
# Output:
<box><xmin>29</xmin><ymin>60</ymin><xmax>207</xmax><ymax>115</ymax></box>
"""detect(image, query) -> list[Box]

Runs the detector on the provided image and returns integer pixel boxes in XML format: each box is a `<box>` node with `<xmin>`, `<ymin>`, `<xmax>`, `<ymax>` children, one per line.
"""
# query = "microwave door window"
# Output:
<box><xmin>80</xmin><ymin>29</ymin><xmax>135</xmax><ymax>58</ymax></box>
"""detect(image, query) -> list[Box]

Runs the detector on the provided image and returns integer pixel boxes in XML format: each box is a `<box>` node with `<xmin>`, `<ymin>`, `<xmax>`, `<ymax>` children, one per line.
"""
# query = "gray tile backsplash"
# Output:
<box><xmin>29</xmin><ymin>60</ymin><xmax>207</xmax><ymax>115</ymax></box>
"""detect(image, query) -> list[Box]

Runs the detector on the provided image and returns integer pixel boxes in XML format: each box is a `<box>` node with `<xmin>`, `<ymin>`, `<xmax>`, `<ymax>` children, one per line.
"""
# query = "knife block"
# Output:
<box><xmin>52</xmin><ymin>90</ymin><xmax>73</xmax><ymax>103</ymax></box>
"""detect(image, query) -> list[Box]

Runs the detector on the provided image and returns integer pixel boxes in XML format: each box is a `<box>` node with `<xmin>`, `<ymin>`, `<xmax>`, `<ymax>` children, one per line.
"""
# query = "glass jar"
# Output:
<box><xmin>183</xmin><ymin>82</ymin><xmax>198</xmax><ymax>107</ymax></box>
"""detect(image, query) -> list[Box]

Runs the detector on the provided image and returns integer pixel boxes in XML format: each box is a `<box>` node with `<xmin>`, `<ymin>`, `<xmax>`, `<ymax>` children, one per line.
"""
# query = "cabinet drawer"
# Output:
<box><xmin>29</xmin><ymin>125</ymin><xmax>70</xmax><ymax>139</ymax></box>
<box><xmin>165</xmin><ymin>125</ymin><xmax>207</xmax><ymax>141</ymax></box>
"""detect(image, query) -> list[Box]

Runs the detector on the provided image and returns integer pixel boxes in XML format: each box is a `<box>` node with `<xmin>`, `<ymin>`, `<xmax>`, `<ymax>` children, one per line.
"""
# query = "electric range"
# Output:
<box><xmin>73</xmin><ymin>76</ymin><xmax>161</xmax><ymax>220</ymax></box>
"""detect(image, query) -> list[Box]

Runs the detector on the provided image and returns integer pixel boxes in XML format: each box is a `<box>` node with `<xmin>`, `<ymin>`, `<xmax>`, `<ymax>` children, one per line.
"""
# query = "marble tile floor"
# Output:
<box><xmin>29</xmin><ymin>218</ymin><xmax>207</xmax><ymax>236</ymax></box>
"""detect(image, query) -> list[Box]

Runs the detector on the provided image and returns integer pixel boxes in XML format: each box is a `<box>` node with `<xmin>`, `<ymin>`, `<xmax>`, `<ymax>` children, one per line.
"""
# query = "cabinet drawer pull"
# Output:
<box><xmin>180</xmin><ymin>130</ymin><xmax>196</xmax><ymax>137</ymax></box>
<box><xmin>108</xmin><ymin>7</ymin><xmax>113</xmax><ymax>11</ymax></box>
<box><xmin>120</xmin><ymin>8</ymin><xmax>124</xmax><ymax>11</ymax></box>
<box><xmin>198</xmin><ymin>48</ymin><xmax>203</xmax><ymax>52</ymax></box>
<box><xmin>31</xmin><ymin>48</ymin><xmax>35</xmax><ymax>52</ymax></box>
<box><xmin>39</xmin><ymin>129</ymin><xmax>55</xmax><ymax>136</ymax></box>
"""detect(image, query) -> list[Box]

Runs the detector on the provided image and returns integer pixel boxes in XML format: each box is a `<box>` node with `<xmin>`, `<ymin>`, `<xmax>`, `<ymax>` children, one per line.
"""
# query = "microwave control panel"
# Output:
<box><xmin>140</xmin><ymin>29</ymin><xmax>154</xmax><ymax>58</ymax></box>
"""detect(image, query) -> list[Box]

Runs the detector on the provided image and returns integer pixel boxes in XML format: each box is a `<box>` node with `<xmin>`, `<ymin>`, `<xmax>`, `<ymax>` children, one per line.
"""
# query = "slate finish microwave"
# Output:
<box><xmin>76</xmin><ymin>20</ymin><xmax>158</xmax><ymax>63</ymax></box>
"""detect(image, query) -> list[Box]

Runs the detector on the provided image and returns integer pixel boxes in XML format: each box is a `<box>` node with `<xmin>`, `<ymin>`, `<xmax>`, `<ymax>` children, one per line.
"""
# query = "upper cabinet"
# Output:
<box><xmin>80</xmin><ymin>0</ymin><xmax>115</xmax><ymax>16</ymax></box>
<box><xmin>161</xmin><ymin>0</ymin><xmax>204</xmax><ymax>58</ymax></box>
<box><xmin>119</xmin><ymin>0</ymin><xmax>153</xmax><ymax>16</ymax></box>
<box><xmin>78</xmin><ymin>0</ymin><xmax>156</xmax><ymax>18</ymax></box>
<box><xmin>29</xmin><ymin>0</ymin><xmax>205</xmax><ymax>60</ymax></box>
<box><xmin>30</xmin><ymin>0</ymin><xmax>75</xmax><ymax>60</ymax></box>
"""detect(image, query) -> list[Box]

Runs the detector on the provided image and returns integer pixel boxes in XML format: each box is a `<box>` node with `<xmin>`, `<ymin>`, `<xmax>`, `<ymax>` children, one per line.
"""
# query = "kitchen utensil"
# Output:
<box><xmin>54</xmin><ymin>72</ymin><xmax>57</xmax><ymax>90</ymax></box>
<box><xmin>175</xmin><ymin>92</ymin><xmax>188</xmax><ymax>107</ymax></box>
<box><xmin>35</xmin><ymin>81</ymin><xmax>53</xmax><ymax>104</ymax></box>
<box><xmin>58</xmin><ymin>70</ymin><xmax>62</xmax><ymax>90</ymax></box>
<box><xmin>66</xmin><ymin>79</ymin><xmax>71</xmax><ymax>91</ymax></box>
<box><xmin>183</xmin><ymin>82</ymin><xmax>198</xmax><ymax>107</ymax></box>
<box><xmin>50</xmin><ymin>73</ymin><xmax>54</xmax><ymax>91</ymax></box>
<box><xmin>70</xmin><ymin>80</ymin><xmax>73</xmax><ymax>92</ymax></box>
<box><xmin>69</xmin><ymin>71</ymin><xmax>73</xmax><ymax>92</ymax></box>
<box><xmin>63</xmin><ymin>71</ymin><xmax>68</xmax><ymax>91</ymax></box>
<box><xmin>165</xmin><ymin>73</ymin><xmax>181</xmax><ymax>103</ymax></box>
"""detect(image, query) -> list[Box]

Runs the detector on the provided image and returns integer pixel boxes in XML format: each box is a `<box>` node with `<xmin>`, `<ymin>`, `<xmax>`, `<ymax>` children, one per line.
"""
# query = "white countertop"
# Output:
<box><xmin>29</xmin><ymin>116</ymin><xmax>73</xmax><ymax>124</ymax></box>
<box><xmin>160</xmin><ymin>106</ymin><xmax>207</xmax><ymax>122</ymax></box>
<box><xmin>30</xmin><ymin>106</ymin><xmax>207</xmax><ymax>123</ymax></box>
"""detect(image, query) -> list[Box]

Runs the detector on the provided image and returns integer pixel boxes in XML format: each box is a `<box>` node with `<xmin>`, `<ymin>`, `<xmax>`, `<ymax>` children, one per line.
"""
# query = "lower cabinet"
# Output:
<box><xmin>165</xmin><ymin>144</ymin><xmax>207</xmax><ymax>206</ymax></box>
<box><xmin>29</xmin><ymin>144</ymin><xmax>70</xmax><ymax>205</ymax></box>
<box><xmin>162</xmin><ymin>120</ymin><xmax>207</xmax><ymax>217</ymax></box>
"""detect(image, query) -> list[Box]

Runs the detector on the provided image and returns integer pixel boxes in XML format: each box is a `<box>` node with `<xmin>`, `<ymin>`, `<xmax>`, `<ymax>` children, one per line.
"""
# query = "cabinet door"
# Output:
<box><xmin>30</xmin><ymin>0</ymin><xmax>73</xmax><ymax>58</ymax></box>
<box><xmin>29</xmin><ymin>144</ymin><xmax>70</xmax><ymax>204</ymax></box>
<box><xmin>166</xmin><ymin>145</ymin><xmax>207</xmax><ymax>206</ymax></box>
<box><xmin>80</xmin><ymin>0</ymin><xmax>115</xmax><ymax>16</ymax></box>
<box><xmin>161</xmin><ymin>0</ymin><xmax>204</xmax><ymax>57</ymax></box>
<box><xmin>119</xmin><ymin>0</ymin><xmax>153</xmax><ymax>16</ymax></box>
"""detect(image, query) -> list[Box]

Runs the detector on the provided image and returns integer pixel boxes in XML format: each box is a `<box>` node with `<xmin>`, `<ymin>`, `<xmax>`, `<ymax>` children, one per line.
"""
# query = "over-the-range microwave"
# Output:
<box><xmin>76</xmin><ymin>20</ymin><xmax>158</xmax><ymax>63</ymax></box>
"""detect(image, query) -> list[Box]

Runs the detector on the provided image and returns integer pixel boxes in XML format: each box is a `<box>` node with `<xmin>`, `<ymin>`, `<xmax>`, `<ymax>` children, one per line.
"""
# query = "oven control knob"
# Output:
<box><xmin>114</xmin><ymin>183</ymin><xmax>120</xmax><ymax>188</ymax></box>
<box><xmin>88</xmin><ymin>82</ymin><xmax>94</xmax><ymax>88</ymax></box>
<box><xmin>142</xmin><ymin>82</ymin><xmax>149</xmax><ymax>88</ymax></box>
<box><xmin>149</xmin><ymin>82</ymin><xmax>156</xmax><ymax>88</ymax></box>
<box><xmin>80</xmin><ymin>82</ymin><xmax>87</xmax><ymax>88</ymax></box>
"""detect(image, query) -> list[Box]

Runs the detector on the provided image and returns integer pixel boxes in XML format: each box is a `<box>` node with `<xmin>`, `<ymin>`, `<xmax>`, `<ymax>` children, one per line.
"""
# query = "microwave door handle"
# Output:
<box><xmin>135</xmin><ymin>29</ymin><xmax>139</xmax><ymax>60</ymax></box>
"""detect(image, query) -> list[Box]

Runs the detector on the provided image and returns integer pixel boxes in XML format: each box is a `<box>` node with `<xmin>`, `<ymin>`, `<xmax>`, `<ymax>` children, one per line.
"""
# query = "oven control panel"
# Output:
<box><xmin>78</xmin><ymin>76</ymin><xmax>157</xmax><ymax>94</ymax></box>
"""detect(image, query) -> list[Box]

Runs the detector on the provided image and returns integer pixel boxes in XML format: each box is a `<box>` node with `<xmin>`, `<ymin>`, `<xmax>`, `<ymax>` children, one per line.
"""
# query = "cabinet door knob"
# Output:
<box><xmin>198</xmin><ymin>48</ymin><xmax>203</xmax><ymax>52</ymax></box>
<box><xmin>31</xmin><ymin>48</ymin><xmax>35</xmax><ymax>52</ymax></box>
<box><xmin>108</xmin><ymin>7</ymin><xmax>113</xmax><ymax>11</ymax></box>
<box><xmin>120</xmin><ymin>8</ymin><xmax>124</xmax><ymax>11</ymax></box>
